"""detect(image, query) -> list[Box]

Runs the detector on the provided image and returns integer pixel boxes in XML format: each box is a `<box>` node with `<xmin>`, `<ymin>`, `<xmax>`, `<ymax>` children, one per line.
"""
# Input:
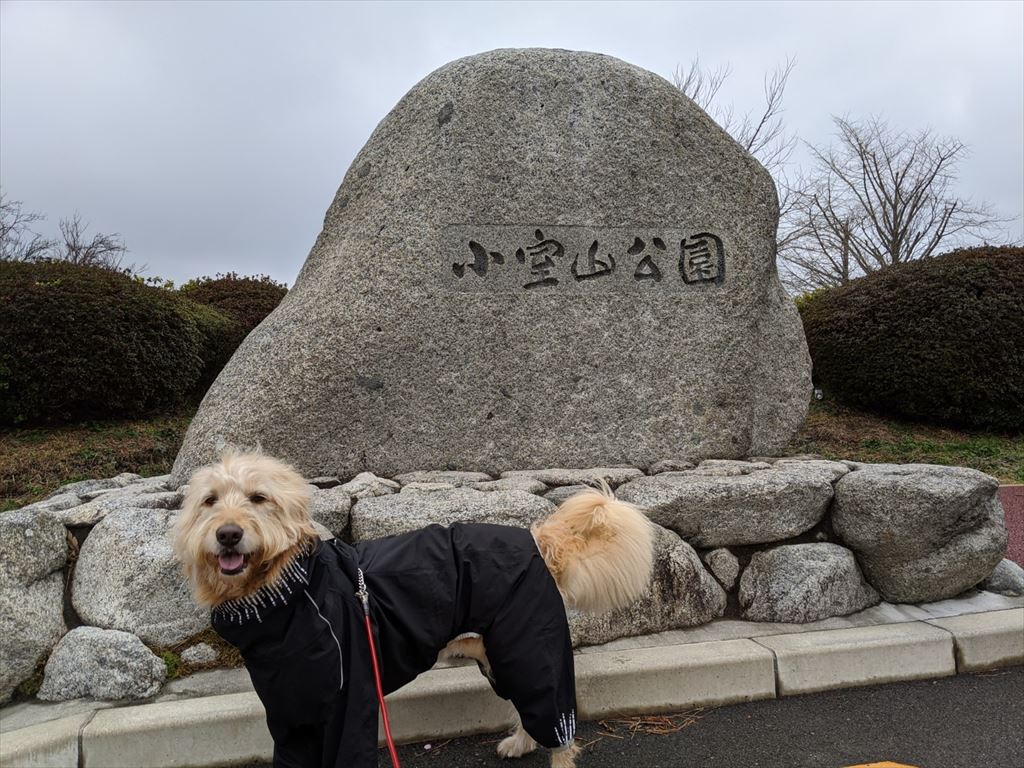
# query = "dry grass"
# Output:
<box><xmin>790</xmin><ymin>400</ymin><xmax>1024</xmax><ymax>483</ymax></box>
<box><xmin>0</xmin><ymin>410</ymin><xmax>193</xmax><ymax>511</ymax></box>
<box><xmin>160</xmin><ymin>627</ymin><xmax>245</xmax><ymax>679</ymax></box>
<box><xmin>593</xmin><ymin>709</ymin><xmax>709</xmax><ymax>740</ymax></box>
<box><xmin>1</xmin><ymin>399</ymin><xmax>1020</xmax><ymax>514</ymax></box>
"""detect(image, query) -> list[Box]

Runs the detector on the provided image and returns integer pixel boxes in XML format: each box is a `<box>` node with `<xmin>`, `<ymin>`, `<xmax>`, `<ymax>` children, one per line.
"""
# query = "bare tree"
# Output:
<box><xmin>673</xmin><ymin>56</ymin><xmax>731</xmax><ymax>115</ymax></box>
<box><xmin>674</xmin><ymin>56</ymin><xmax>807</xmax><ymax>272</ymax></box>
<box><xmin>673</xmin><ymin>59</ymin><xmax>1012</xmax><ymax>292</ymax></box>
<box><xmin>0</xmin><ymin>193</ymin><xmax>54</xmax><ymax>261</ymax></box>
<box><xmin>780</xmin><ymin>169</ymin><xmax>866</xmax><ymax>291</ymax></box>
<box><xmin>1</xmin><ymin>194</ymin><xmax>134</xmax><ymax>272</ymax></box>
<box><xmin>784</xmin><ymin>116</ymin><xmax>1009</xmax><ymax>291</ymax></box>
<box><xmin>55</xmin><ymin>212</ymin><xmax>130</xmax><ymax>271</ymax></box>
<box><xmin>674</xmin><ymin>55</ymin><xmax>798</xmax><ymax>177</ymax></box>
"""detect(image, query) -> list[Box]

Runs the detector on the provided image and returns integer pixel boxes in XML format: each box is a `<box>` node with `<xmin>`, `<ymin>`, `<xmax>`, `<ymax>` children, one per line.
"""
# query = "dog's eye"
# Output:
<box><xmin>202</xmin><ymin>495</ymin><xmax>217</xmax><ymax>506</ymax></box>
<box><xmin>249</xmin><ymin>494</ymin><xmax>267</xmax><ymax>504</ymax></box>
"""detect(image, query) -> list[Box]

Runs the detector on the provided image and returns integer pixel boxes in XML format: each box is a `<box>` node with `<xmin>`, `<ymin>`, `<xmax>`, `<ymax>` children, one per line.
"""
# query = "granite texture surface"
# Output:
<box><xmin>171</xmin><ymin>48</ymin><xmax>811</xmax><ymax>483</ymax></box>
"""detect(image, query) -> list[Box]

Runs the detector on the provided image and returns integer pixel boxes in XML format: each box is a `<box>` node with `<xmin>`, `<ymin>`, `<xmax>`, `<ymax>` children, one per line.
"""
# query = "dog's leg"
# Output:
<box><xmin>444</xmin><ymin>639</ymin><xmax>538</xmax><ymax>759</ymax></box>
<box><xmin>550</xmin><ymin>741</ymin><xmax>580</xmax><ymax>768</ymax></box>
<box><xmin>442</xmin><ymin>639</ymin><xmax>537</xmax><ymax>758</ymax></box>
<box><xmin>497</xmin><ymin>711</ymin><xmax>538</xmax><ymax>759</ymax></box>
<box><xmin>439</xmin><ymin>635</ymin><xmax>494</xmax><ymax>680</ymax></box>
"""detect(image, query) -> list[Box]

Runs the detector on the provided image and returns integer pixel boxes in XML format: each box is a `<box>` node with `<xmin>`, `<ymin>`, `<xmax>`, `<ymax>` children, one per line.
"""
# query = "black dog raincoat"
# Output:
<box><xmin>212</xmin><ymin>523</ymin><xmax>577</xmax><ymax>768</ymax></box>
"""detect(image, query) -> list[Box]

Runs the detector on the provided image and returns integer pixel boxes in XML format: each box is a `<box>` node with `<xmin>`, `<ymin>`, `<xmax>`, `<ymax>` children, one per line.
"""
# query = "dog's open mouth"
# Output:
<box><xmin>218</xmin><ymin>551</ymin><xmax>248</xmax><ymax>576</ymax></box>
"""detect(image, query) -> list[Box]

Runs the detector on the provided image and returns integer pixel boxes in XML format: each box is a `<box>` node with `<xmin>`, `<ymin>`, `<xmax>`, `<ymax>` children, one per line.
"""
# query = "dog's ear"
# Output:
<box><xmin>182</xmin><ymin>464</ymin><xmax>213</xmax><ymax>508</ymax></box>
<box><xmin>269</xmin><ymin>462</ymin><xmax>320</xmax><ymax>554</ymax></box>
<box><xmin>173</xmin><ymin>464</ymin><xmax>216</xmax><ymax>582</ymax></box>
<box><xmin>270</xmin><ymin>463</ymin><xmax>313</xmax><ymax>519</ymax></box>
<box><xmin>262</xmin><ymin>458</ymin><xmax>318</xmax><ymax>537</ymax></box>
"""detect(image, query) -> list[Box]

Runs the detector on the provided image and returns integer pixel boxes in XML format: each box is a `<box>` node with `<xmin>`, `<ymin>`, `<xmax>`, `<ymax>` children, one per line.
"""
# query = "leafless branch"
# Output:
<box><xmin>782</xmin><ymin>115</ymin><xmax>1011</xmax><ymax>290</ymax></box>
<box><xmin>0</xmin><ymin>193</ymin><xmax>55</xmax><ymax>261</ymax></box>
<box><xmin>673</xmin><ymin>55</ymin><xmax>731</xmax><ymax>112</ymax></box>
<box><xmin>676</xmin><ymin>56</ymin><xmax>798</xmax><ymax>178</ymax></box>
<box><xmin>56</xmin><ymin>212</ymin><xmax>130</xmax><ymax>271</ymax></box>
<box><xmin>734</xmin><ymin>57</ymin><xmax>798</xmax><ymax>174</ymax></box>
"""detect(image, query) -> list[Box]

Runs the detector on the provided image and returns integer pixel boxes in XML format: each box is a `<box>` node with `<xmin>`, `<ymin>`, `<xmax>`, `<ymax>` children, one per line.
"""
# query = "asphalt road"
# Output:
<box><xmin>243</xmin><ymin>666</ymin><xmax>1024</xmax><ymax>768</ymax></box>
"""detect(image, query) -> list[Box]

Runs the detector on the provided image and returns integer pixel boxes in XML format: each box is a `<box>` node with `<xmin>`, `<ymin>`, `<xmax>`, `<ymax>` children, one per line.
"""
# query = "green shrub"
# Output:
<box><xmin>179</xmin><ymin>272</ymin><xmax>287</xmax><ymax>334</ymax></box>
<box><xmin>0</xmin><ymin>261</ymin><xmax>237</xmax><ymax>425</ymax></box>
<box><xmin>177</xmin><ymin>300</ymin><xmax>246</xmax><ymax>396</ymax></box>
<box><xmin>798</xmin><ymin>246</ymin><xmax>1024</xmax><ymax>431</ymax></box>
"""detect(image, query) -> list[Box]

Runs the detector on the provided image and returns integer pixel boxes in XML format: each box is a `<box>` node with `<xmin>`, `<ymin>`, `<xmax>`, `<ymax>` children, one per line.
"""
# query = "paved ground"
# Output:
<box><xmin>243</xmin><ymin>667</ymin><xmax>1023</xmax><ymax>768</ymax></box>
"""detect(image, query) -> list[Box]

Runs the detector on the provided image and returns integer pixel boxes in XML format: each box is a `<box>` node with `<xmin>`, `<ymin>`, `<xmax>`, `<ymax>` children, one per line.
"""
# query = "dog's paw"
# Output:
<box><xmin>496</xmin><ymin>729</ymin><xmax>537</xmax><ymax>759</ymax></box>
<box><xmin>550</xmin><ymin>742</ymin><xmax>580</xmax><ymax>768</ymax></box>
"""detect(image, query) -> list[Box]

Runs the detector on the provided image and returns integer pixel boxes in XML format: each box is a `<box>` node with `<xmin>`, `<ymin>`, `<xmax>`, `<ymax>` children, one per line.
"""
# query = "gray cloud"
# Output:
<box><xmin>2</xmin><ymin>0</ymin><xmax>1021</xmax><ymax>286</ymax></box>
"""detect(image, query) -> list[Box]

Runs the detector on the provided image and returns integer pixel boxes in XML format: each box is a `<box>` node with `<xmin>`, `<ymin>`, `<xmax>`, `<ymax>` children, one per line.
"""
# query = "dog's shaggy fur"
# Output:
<box><xmin>174</xmin><ymin>452</ymin><xmax>655</xmax><ymax>767</ymax></box>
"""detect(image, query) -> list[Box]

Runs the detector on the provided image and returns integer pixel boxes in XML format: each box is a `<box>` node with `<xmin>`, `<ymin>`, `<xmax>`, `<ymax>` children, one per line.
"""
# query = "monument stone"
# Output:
<box><xmin>172</xmin><ymin>48</ymin><xmax>811</xmax><ymax>482</ymax></box>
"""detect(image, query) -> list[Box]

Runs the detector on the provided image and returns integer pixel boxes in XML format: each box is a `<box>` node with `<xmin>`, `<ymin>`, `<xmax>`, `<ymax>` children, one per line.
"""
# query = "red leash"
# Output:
<box><xmin>356</xmin><ymin>569</ymin><xmax>401</xmax><ymax>768</ymax></box>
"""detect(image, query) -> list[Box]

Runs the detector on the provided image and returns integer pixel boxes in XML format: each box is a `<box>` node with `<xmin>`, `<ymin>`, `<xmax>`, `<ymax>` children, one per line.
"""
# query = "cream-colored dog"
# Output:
<box><xmin>175</xmin><ymin>452</ymin><xmax>654</xmax><ymax>767</ymax></box>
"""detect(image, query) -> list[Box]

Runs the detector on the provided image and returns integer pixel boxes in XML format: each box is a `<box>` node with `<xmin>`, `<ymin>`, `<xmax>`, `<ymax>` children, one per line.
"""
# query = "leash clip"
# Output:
<box><xmin>356</xmin><ymin>568</ymin><xmax>370</xmax><ymax>616</ymax></box>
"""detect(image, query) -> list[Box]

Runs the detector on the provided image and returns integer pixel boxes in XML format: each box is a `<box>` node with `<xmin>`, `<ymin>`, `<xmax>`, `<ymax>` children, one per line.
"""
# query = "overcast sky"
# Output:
<box><xmin>2</xmin><ymin>0</ymin><xmax>1021</xmax><ymax>286</ymax></box>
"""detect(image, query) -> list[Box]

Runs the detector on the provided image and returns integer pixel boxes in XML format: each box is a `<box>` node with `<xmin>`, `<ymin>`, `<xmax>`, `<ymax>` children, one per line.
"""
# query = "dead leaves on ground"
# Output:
<box><xmin>590</xmin><ymin>708</ymin><xmax>709</xmax><ymax>744</ymax></box>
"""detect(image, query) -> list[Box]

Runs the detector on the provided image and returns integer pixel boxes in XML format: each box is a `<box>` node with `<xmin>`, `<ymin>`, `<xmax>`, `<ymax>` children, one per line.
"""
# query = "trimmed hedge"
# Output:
<box><xmin>179</xmin><ymin>300</ymin><xmax>247</xmax><ymax>396</ymax></box>
<box><xmin>0</xmin><ymin>261</ymin><xmax>241</xmax><ymax>425</ymax></box>
<box><xmin>798</xmin><ymin>246</ymin><xmax>1024</xmax><ymax>431</ymax></box>
<box><xmin>179</xmin><ymin>272</ymin><xmax>287</xmax><ymax>334</ymax></box>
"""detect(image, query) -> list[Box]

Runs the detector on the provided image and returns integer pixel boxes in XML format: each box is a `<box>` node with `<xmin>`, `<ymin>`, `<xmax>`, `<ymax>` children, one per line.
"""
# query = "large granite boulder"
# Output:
<box><xmin>0</xmin><ymin>576</ymin><xmax>68</xmax><ymax>703</ymax></box>
<box><xmin>38</xmin><ymin>627</ymin><xmax>166</xmax><ymax>701</ymax></box>
<box><xmin>0</xmin><ymin>509</ymin><xmax>68</xmax><ymax>703</ymax></box>
<box><xmin>616</xmin><ymin>460</ymin><xmax>843</xmax><ymax>547</ymax></box>
<box><xmin>52</xmin><ymin>486</ymin><xmax>184</xmax><ymax>527</ymax></box>
<box><xmin>570</xmin><ymin>525</ymin><xmax>726</xmax><ymax>647</ymax></box>
<box><xmin>17</xmin><ymin>492</ymin><xmax>82</xmax><ymax>516</ymax></box>
<box><xmin>44</xmin><ymin>473</ymin><xmax>141</xmax><ymax>500</ymax></box>
<box><xmin>738</xmin><ymin>543</ymin><xmax>880</xmax><ymax>623</ymax></box>
<box><xmin>351</xmin><ymin>488</ymin><xmax>554</xmax><ymax>541</ymax></box>
<box><xmin>0</xmin><ymin>508</ymin><xmax>68</xmax><ymax>585</ymax></box>
<box><xmin>171</xmin><ymin>48</ymin><xmax>811</xmax><ymax>484</ymax></box>
<box><xmin>72</xmin><ymin>509</ymin><xmax>209</xmax><ymax>646</ymax></box>
<box><xmin>832</xmin><ymin>464</ymin><xmax>1007</xmax><ymax>603</ymax></box>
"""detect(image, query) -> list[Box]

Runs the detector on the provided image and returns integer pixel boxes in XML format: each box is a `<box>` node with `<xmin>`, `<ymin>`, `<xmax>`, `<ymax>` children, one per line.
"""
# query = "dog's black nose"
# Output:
<box><xmin>216</xmin><ymin>524</ymin><xmax>243</xmax><ymax>547</ymax></box>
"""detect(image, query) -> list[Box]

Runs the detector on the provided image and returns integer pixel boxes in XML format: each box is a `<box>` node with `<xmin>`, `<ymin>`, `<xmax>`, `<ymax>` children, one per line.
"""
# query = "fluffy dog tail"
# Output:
<box><xmin>532</xmin><ymin>483</ymin><xmax>655</xmax><ymax>615</ymax></box>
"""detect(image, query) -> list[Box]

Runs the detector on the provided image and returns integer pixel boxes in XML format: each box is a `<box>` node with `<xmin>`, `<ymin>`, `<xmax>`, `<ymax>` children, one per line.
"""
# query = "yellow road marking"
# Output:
<box><xmin>844</xmin><ymin>763</ymin><xmax>920</xmax><ymax>768</ymax></box>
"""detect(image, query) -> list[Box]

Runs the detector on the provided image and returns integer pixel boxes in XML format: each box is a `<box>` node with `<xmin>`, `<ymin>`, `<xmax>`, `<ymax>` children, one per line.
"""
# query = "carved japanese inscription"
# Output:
<box><xmin>446</xmin><ymin>226</ymin><xmax>726</xmax><ymax>292</ymax></box>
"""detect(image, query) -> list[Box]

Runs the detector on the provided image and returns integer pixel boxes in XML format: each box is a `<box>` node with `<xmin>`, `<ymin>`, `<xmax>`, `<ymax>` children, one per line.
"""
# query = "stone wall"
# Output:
<box><xmin>1</xmin><ymin>457</ymin><xmax>1018</xmax><ymax>704</ymax></box>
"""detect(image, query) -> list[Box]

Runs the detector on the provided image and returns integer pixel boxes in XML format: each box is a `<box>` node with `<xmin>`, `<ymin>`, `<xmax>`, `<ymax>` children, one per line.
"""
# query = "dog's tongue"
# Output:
<box><xmin>219</xmin><ymin>552</ymin><xmax>244</xmax><ymax>571</ymax></box>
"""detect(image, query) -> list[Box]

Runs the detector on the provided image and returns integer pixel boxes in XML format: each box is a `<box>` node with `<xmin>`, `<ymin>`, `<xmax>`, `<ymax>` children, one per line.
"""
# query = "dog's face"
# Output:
<box><xmin>174</xmin><ymin>452</ymin><xmax>317</xmax><ymax>607</ymax></box>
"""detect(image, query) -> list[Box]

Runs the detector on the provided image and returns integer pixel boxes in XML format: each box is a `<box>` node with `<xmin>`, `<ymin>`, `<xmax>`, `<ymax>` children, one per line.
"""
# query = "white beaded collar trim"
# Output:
<box><xmin>212</xmin><ymin>543</ymin><xmax>314</xmax><ymax>625</ymax></box>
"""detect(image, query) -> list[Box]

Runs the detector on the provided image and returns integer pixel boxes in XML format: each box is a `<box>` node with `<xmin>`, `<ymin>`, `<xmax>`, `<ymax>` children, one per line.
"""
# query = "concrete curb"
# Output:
<box><xmin>753</xmin><ymin>622</ymin><xmax>956</xmax><ymax>695</ymax></box>
<box><xmin>927</xmin><ymin>608</ymin><xmax>1024</xmax><ymax>672</ymax></box>
<box><xmin>0</xmin><ymin>713</ymin><xmax>90</xmax><ymax>768</ymax></box>
<box><xmin>2</xmin><ymin>608</ymin><xmax>1021</xmax><ymax>768</ymax></box>
<box><xmin>81</xmin><ymin>694</ymin><xmax>271</xmax><ymax>768</ymax></box>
